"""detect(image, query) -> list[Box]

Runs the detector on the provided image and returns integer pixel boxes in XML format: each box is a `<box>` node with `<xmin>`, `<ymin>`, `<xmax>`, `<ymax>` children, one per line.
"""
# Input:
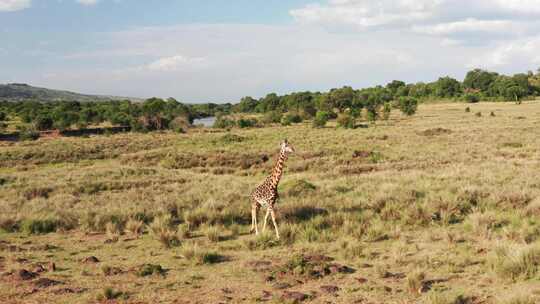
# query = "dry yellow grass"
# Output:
<box><xmin>1</xmin><ymin>101</ymin><xmax>540</xmax><ymax>303</ymax></box>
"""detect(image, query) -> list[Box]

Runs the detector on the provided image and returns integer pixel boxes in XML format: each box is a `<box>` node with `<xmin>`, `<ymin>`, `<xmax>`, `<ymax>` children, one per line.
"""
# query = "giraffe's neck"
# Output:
<box><xmin>269</xmin><ymin>149</ymin><xmax>287</xmax><ymax>189</ymax></box>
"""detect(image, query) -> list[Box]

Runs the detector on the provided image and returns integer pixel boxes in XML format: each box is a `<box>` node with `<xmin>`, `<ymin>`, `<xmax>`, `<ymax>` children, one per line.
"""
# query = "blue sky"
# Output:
<box><xmin>1</xmin><ymin>0</ymin><xmax>540</xmax><ymax>102</ymax></box>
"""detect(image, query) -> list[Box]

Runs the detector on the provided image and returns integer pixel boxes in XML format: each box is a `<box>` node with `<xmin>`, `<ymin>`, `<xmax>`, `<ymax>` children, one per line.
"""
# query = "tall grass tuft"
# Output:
<box><xmin>489</xmin><ymin>244</ymin><xmax>540</xmax><ymax>281</ymax></box>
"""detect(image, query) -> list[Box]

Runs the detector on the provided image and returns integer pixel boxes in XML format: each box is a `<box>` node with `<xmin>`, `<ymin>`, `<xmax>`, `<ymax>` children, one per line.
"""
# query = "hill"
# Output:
<box><xmin>0</xmin><ymin>83</ymin><xmax>142</xmax><ymax>102</ymax></box>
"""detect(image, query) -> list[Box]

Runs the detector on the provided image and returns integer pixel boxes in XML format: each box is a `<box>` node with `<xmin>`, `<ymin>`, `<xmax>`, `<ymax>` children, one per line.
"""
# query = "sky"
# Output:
<box><xmin>1</xmin><ymin>0</ymin><xmax>540</xmax><ymax>103</ymax></box>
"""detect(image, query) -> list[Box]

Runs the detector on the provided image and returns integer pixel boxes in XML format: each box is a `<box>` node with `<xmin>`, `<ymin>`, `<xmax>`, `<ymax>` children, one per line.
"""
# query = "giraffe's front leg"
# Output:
<box><xmin>270</xmin><ymin>209</ymin><xmax>280</xmax><ymax>239</ymax></box>
<box><xmin>262</xmin><ymin>208</ymin><xmax>270</xmax><ymax>232</ymax></box>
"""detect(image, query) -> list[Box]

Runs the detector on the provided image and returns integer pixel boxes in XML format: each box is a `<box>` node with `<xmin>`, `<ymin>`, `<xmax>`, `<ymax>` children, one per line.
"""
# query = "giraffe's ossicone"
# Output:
<box><xmin>250</xmin><ymin>139</ymin><xmax>295</xmax><ymax>239</ymax></box>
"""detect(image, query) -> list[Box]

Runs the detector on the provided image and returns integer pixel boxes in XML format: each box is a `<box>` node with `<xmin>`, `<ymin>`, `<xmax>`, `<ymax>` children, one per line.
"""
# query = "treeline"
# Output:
<box><xmin>217</xmin><ymin>68</ymin><xmax>540</xmax><ymax>128</ymax></box>
<box><xmin>1</xmin><ymin>68</ymin><xmax>539</xmax><ymax>135</ymax></box>
<box><xmin>231</xmin><ymin>68</ymin><xmax>540</xmax><ymax>114</ymax></box>
<box><xmin>0</xmin><ymin>98</ymin><xmax>231</xmax><ymax>134</ymax></box>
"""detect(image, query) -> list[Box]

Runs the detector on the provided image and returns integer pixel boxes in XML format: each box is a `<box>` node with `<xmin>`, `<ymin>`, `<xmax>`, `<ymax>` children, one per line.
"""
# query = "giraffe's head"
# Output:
<box><xmin>281</xmin><ymin>139</ymin><xmax>295</xmax><ymax>154</ymax></box>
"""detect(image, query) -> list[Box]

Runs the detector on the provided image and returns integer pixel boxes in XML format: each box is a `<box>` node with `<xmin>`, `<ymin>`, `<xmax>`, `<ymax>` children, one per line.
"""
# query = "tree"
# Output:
<box><xmin>313</xmin><ymin>111</ymin><xmax>329</xmax><ymax>128</ymax></box>
<box><xmin>398</xmin><ymin>97</ymin><xmax>418</xmax><ymax>116</ymax></box>
<box><xmin>34</xmin><ymin>115</ymin><xmax>54</xmax><ymax>131</ymax></box>
<box><xmin>235</xmin><ymin>96</ymin><xmax>258</xmax><ymax>113</ymax></box>
<box><xmin>463</xmin><ymin>69</ymin><xmax>498</xmax><ymax>92</ymax></box>
<box><xmin>386</xmin><ymin>80</ymin><xmax>406</xmax><ymax>97</ymax></box>
<box><xmin>329</xmin><ymin>86</ymin><xmax>354</xmax><ymax>112</ymax></box>
<box><xmin>336</xmin><ymin>113</ymin><xmax>355</xmax><ymax>128</ymax></box>
<box><xmin>434</xmin><ymin>76</ymin><xmax>462</xmax><ymax>98</ymax></box>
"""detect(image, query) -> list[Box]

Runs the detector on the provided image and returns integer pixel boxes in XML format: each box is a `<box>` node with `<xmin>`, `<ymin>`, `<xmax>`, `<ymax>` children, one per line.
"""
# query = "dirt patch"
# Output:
<box><xmin>266</xmin><ymin>254</ymin><xmax>354</xmax><ymax>282</ymax></box>
<box><xmin>281</xmin><ymin>291</ymin><xmax>312</xmax><ymax>303</ymax></box>
<box><xmin>52</xmin><ymin>287</ymin><xmax>88</xmax><ymax>295</ymax></box>
<box><xmin>417</xmin><ymin>128</ymin><xmax>452</xmax><ymax>136</ymax></box>
<box><xmin>133</xmin><ymin>151</ymin><xmax>271</xmax><ymax>170</ymax></box>
<box><xmin>320</xmin><ymin>285</ymin><xmax>340</xmax><ymax>294</ymax></box>
<box><xmin>34</xmin><ymin>277</ymin><xmax>63</xmax><ymax>288</ymax></box>
<box><xmin>14</xmin><ymin>269</ymin><xmax>39</xmax><ymax>281</ymax></box>
<box><xmin>102</xmin><ymin>266</ymin><xmax>124</xmax><ymax>276</ymax></box>
<box><xmin>339</xmin><ymin>165</ymin><xmax>377</xmax><ymax>175</ymax></box>
<box><xmin>81</xmin><ymin>256</ymin><xmax>100</xmax><ymax>264</ymax></box>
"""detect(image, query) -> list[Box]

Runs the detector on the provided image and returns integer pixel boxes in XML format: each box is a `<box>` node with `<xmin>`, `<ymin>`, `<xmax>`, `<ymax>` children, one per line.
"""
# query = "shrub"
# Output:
<box><xmin>312</xmin><ymin>111</ymin><xmax>330</xmax><ymax>128</ymax></box>
<box><xmin>20</xmin><ymin>218</ymin><xmax>57</xmax><ymax>235</ymax></box>
<box><xmin>180</xmin><ymin>243</ymin><xmax>224</xmax><ymax>264</ymax></box>
<box><xmin>281</xmin><ymin>113</ymin><xmax>303</xmax><ymax>126</ymax></box>
<box><xmin>262</xmin><ymin>111</ymin><xmax>282</xmax><ymax>124</ymax></box>
<box><xmin>406</xmin><ymin>269</ymin><xmax>426</xmax><ymax>295</ymax></box>
<box><xmin>19</xmin><ymin>128</ymin><xmax>39</xmax><ymax>141</ymax></box>
<box><xmin>336</xmin><ymin>113</ymin><xmax>355</xmax><ymax>129</ymax></box>
<box><xmin>465</xmin><ymin>107</ymin><xmax>470</xmax><ymax>113</ymax></box>
<box><xmin>475</xmin><ymin>112</ymin><xmax>482</xmax><ymax>117</ymax></box>
<box><xmin>98</xmin><ymin>288</ymin><xmax>127</xmax><ymax>301</ymax></box>
<box><xmin>382</xmin><ymin>102</ymin><xmax>392</xmax><ymax>120</ymax></box>
<box><xmin>489</xmin><ymin>244</ymin><xmax>540</xmax><ymax>281</ymax></box>
<box><xmin>0</xmin><ymin>111</ymin><xmax>5</xmax><ymax>121</ymax></box>
<box><xmin>237</xmin><ymin>118</ymin><xmax>258</xmax><ymax>128</ymax></box>
<box><xmin>398</xmin><ymin>97</ymin><xmax>418</xmax><ymax>116</ymax></box>
<box><xmin>136</xmin><ymin>264</ymin><xmax>166</xmax><ymax>277</ymax></box>
<box><xmin>464</xmin><ymin>93</ymin><xmax>480</xmax><ymax>103</ymax></box>
<box><xmin>213</xmin><ymin>116</ymin><xmax>235</xmax><ymax>129</ymax></box>
<box><xmin>205</xmin><ymin>225</ymin><xmax>222</xmax><ymax>243</ymax></box>
<box><xmin>149</xmin><ymin>215</ymin><xmax>181</xmax><ymax>248</ymax></box>
<box><xmin>243</xmin><ymin>232</ymin><xmax>279</xmax><ymax>250</ymax></box>
<box><xmin>125</xmin><ymin>218</ymin><xmax>144</xmax><ymax>237</ymax></box>
<box><xmin>34</xmin><ymin>115</ymin><xmax>54</xmax><ymax>131</ymax></box>
<box><xmin>106</xmin><ymin>222</ymin><xmax>122</xmax><ymax>241</ymax></box>
<box><xmin>0</xmin><ymin>216</ymin><xmax>19</xmax><ymax>232</ymax></box>
<box><xmin>168</xmin><ymin>116</ymin><xmax>191</xmax><ymax>133</ymax></box>
<box><xmin>425</xmin><ymin>291</ymin><xmax>470</xmax><ymax>304</ymax></box>
<box><xmin>283</xmin><ymin>179</ymin><xmax>317</xmax><ymax>197</ymax></box>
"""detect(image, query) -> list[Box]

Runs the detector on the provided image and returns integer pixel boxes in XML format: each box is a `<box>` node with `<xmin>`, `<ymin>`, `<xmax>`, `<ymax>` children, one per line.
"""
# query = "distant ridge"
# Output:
<box><xmin>0</xmin><ymin>83</ymin><xmax>143</xmax><ymax>102</ymax></box>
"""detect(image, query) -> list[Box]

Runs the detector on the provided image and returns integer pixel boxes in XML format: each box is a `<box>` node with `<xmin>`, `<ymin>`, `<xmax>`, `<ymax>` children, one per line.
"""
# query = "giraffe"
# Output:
<box><xmin>250</xmin><ymin>139</ymin><xmax>295</xmax><ymax>239</ymax></box>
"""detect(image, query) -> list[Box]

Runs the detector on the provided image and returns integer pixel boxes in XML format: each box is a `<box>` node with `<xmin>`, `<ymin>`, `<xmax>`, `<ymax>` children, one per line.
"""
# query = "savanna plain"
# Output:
<box><xmin>1</xmin><ymin>102</ymin><xmax>540</xmax><ymax>304</ymax></box>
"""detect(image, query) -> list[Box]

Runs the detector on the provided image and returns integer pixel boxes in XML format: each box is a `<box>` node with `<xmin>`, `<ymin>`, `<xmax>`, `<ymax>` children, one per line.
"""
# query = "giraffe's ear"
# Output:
<box><xmin>283</xmin><ymin>138</ymin><xmax>288</xmax><ymax>144</ymax></box>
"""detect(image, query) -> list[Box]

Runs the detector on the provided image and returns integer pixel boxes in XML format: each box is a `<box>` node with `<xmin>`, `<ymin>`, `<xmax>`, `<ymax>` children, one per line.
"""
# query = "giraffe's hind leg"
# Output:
<box><xmin>250</xmin><ymin>203</ymin><xmax>260</xmax><ymax>235</ymax></box>
<box><xmin>270</xmin><ymin>209</ymin><xmax>280</xmax><ymax>239</ymax></box>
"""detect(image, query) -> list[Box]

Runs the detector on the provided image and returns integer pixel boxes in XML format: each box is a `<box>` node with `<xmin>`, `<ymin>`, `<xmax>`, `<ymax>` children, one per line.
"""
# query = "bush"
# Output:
<box><xmin>336</xmin><ymin>113</ymin><xmax>355</xmax><ymax>128</ymax></box>
<box><xmin>382</xmin><ymin>102</ymin><xmax>392</xmax><ymax>120</ymax></box>
<box><xmin>464</xmin><ymin>93</ymin><xmax>480</xmax><ymax>103</ymax></box>
<box><xmin>489</xmin><ymin>244</ymin><xmax>540</xmax><ymax>281</ymax></box>
<box><xmin>313</xmin><ymin>111</ymin><xmax>330</xmax><ymax>128</ymax></box>
<box><xmin>281</xmin><ymin>113</ymin><xmax>302</xmax><ymax>126</ymax></box>
<box><xmin>283</xmin><ymin>179</ymin><xmax>317</xmax><ymax>197</ymax></box>
<box><xmin>18</xmin><ymin>128</ymin><xmax>39</xmax><ymax>141</ymax></box>
<box><xmin>213</xmin><ymin>116</ymin><xmax>235</xmax><ymax>129</ymax></box>
<box><xmin>180</xmin><ymin>243</ymin><xmax>224</xmax><ymax>264</ymax></box>
<box><xmin>0</xmin><ymin>111</ymin><xmax>6</xmax><ymax>121</ymax></box>
<box><xmin>244</xmin><ymin>232</ymin><xmax>280</xmax><ymax>250</ymax></box>
<box><xmin>34</xmin><ymin>115</ymin><xmax>54</xmax><ymax>131</ymax></box>
<box><xmin>168</xmin><ymin>116</ymin><xmax>191</xmax><ymax>133</ymax></box>
<box><xmin>398</xmin><ymin>97</ymin><xmax>418</xmax><ymax>116</ymax></box>
<box><xmin>262</xmin><ymin>111</ymin><xmax>282</xmax><ymax>124</ymax></box>
<box><xmin>99</xmin><ymin>288</ymin><xmax>127</xmax><ymax>301</ymax></box>
<box><xmin>136</xmin><ymin>264</ymin><xmax>166</xmax><ymax>277</ymax></box>
<box><xmin>20</xmin><ymin>218</ymin><xmax>57</xmax><ymax>235</ymax></box>
<box><xmin>237</xmin><ymin>118</ymin><xmax>258</xmax><ymax>128</ymax></box>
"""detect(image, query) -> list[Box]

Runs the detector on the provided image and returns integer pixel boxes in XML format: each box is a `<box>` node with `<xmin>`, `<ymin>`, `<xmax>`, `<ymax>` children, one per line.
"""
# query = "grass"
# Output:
<box><xmin>2</xmin><ymin>101</ymin><xmax>540</xmax><ymax>303</ymax></box>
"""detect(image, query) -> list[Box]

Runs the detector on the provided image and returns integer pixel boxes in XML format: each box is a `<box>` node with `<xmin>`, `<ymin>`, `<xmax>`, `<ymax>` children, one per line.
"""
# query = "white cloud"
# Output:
<box><xmin>412</xmin><ymin>18</ymin><xmax>514</xmax><ymax>35</ymax></box>
<box><xmin>146</xmin><ymin>55</ymin><xmax>206</xmax><ymax>72</ymax></box>
<box><xmin>77</xmin><ymin>0</ymin><xmax>99</xmax><ymax>6</ymax></box>
<box><xmin>470</xmin><ymin>36</ymin><xmax>540</xmax><ymax>69</ymax></box>
<box><xmin>493</xmin><ymin>0</ymin><xmax>540</xmax><ymax>14</ymax></box>
<box><xmin>0</xmin><ymin>0</ymin><xmax>31</xmax><ymax>12</ymax></box>
<box><xmin>290</xmin><ymin>0</ymin><xmax>443</xmax><ymax>29</ymax></box>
